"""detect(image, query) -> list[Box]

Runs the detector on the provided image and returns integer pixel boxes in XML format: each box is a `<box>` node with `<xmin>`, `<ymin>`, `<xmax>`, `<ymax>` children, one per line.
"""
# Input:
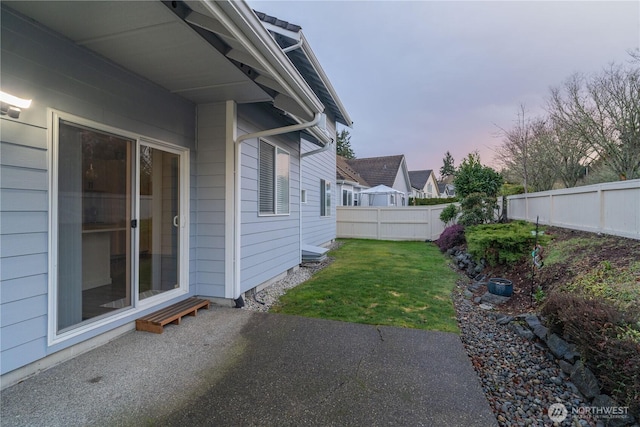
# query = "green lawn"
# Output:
<box><xmin>271</xmin><ymin>239</ymin><xmax>460</xmax><ymax>333</ymax></box>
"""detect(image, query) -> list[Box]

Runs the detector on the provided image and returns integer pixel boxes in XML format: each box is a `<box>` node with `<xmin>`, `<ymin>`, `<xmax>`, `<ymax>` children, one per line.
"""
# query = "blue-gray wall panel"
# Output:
<box><xmin>0</xmin><ymin>143</ymin><xmax>47</xmax><ymax>170</ymax></box>
<box><xmin>0</xmin><ymin>165</ymin><xmax>48</xmax><ymax>191</ymax></box>
<box><xmin>0</xmin><ymin>253</ymin><xmax>47</xmax><ymax>281</ymax></box>
<box><xmin>1</xmin><ymin>212</ymin><xmax>48</xmax><ymax>234</ymax></box>
<box><xmin>0</xmin><ymin>233</ymin><xmax>47</xmax><ymax>258</ymax></box>
<box><xmin>1</xmin><ymin>294</ymin><xmax>47</xmax><ymax>328</ymax></box>
<box><xmin>0</xmin><ymin>119</ymin><xmax>47</xmax><ymax>149</ymax></box>
<box><xmin>236</xmin><ymin>104</ymin><xmax>301</xmax><ymax>293</ymax></box>
<box><xmin>301</xmin><ymin>137</ymin><xmax>337</xmax><ymax>247</ymax></box>
<box><xmin>1</xmin><ymin>316</ymin><xmax>47</xmax><ymax>352</ymax></box>
<box><xmin>0</xmin><ymin>189</ymin><xmax>48</xmax><ymax>211</ymax></box>
<box><xmin>0</xmin><ymin>275</ymin><xmax>47</xmax><ymax>304</ymax></box>
<box><xmin>0</xmin><ymin>338</ymin><xmax>47</xmax><ymax>374</ymax></box>
<box><xmin>195</xmin><ymin>102</ymin><xmax>227</xmax><ymax>297</ymax></box>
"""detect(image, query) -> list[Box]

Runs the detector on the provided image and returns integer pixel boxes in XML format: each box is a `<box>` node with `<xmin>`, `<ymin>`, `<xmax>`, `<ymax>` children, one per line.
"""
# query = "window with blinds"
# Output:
<box><xmin>259</xmin><ymin>139</ymin><xmax>289</xmax><ymax>215</ymax></box>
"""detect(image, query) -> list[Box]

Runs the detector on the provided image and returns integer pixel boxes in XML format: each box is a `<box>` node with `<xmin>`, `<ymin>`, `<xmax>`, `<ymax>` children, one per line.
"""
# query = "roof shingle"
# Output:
<box><xmin>408</xmin><ymin>170</ymin><xmax>433</xmax><ymax>190</ymax></box>
<box><xmin>345</xmin><ymin>155</ymin><xmax>404</xmax><ymax>188</ymax></box>
<box><xmin>336</xmin><ymin>155</ymin><xmax>369</xmax><ymax>186</ymax></box>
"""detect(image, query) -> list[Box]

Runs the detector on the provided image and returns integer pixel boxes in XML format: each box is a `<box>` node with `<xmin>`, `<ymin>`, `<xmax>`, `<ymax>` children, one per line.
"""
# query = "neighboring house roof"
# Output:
<box><xmin>345</xmin><ymin>155</ymin><xmax>405</xmax><ymax>188</ymax></box>
<box><xmin>255</xmin><ymin>11</ymin><xmax>353</xmax><ymax>127</ymax></box>
<box><xmin>438</xmin><ymin>183</ymin><xmax>456</xmax><ymax>196</ymax></box>
<box><xmin>336</xmin><ymin>155</ymin><xmax>369</xmax><ymax>186</ymax></box>
<box><xmin>408</xmin><ymin>170</ymin><xmax>434</xmax><ymax>190</ymax></box>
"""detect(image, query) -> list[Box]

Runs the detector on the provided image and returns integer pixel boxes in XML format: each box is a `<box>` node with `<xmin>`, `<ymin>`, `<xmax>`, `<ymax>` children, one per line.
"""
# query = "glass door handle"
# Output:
<box><xmin>173</xmin><ymin>215</ymin><xmax>179</xmax><ymax>227</ymax></box>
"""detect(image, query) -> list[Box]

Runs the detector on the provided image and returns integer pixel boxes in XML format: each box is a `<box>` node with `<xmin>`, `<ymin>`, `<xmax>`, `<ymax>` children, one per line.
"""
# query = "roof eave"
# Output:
<box><xmin>299</xmin><ymin>32</ymin><xmax>353</xmax><ymax>127</ymax></box>
<box><xmin>203</xmin><ymin>0</ymin><xmax>325</xmax><ymax>119</ymax></box>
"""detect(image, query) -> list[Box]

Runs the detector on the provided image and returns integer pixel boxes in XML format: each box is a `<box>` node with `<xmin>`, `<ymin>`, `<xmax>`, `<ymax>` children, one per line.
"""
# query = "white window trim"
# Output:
<box><xmin>258</xmin><ymin>139</ymin><xmax>290</xmax><ymax>216</ymax></box>
<box><xmin>47</xmin><ymin>110</ymin><xmax>190</xmax><ymax>346</ymax></box>
<box><xmin>342</xmin><ymin>188</ymin><xmax>353</xmax><ymax>206</ymax></box>
<box><xmin>321</xmin><ymin>179</ymin><xmax>332</xmax><ymax>216</ymax></box>
<box><xmin>301</xmin><ymin>189</ymin><xmax>307</xmax><ymax>204</ymax></box>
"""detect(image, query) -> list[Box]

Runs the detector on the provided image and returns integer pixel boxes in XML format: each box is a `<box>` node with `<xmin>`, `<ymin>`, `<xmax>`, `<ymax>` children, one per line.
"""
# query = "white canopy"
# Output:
<box><xmin>359</xmin><ymin>185</ymin><xmax>405</xmax><ymax>206</ymax></box>
<box><xmin>360</xmin><ymin>184</ymin><xmax>404</xmax><ymax>194</ymax></box>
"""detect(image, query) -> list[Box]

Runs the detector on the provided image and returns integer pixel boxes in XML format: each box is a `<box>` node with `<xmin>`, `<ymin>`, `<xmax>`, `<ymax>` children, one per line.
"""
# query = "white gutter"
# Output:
<box><xmin>232</xmin><ymin>113</ymin><xmax>323</xmax><ymax>302</ymax></box>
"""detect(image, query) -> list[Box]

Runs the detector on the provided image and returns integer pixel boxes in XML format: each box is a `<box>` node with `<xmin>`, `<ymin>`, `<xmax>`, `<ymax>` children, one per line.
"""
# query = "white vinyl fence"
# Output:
<box><xmin>336</xmin><ymin>179</ymin><xmax>639</xmax><ymax>242</ymax></box>
<box><xmin>506</xmin><ymin>179</ymin><xmax>640</xmax><ymax>240</ymax></box>
<box><xmin>336</xmin><ymin>205</ymin><xmax>452</xmax><ymax>241</ymax></box>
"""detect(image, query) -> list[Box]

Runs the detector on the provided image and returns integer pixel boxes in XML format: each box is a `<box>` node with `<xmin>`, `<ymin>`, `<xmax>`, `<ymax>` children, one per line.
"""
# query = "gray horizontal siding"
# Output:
<box><xmin>0</xmin><ymin>337</ymin><xmax>47</xmax><ymax>374</ymax></box>
<box><xmin>1</xmin><ymin>316</ymin><xmax>47</xmax><ymax>352</ymax></box>
<box><xmin>1</xmin><ymin>165</ymin><xmax>48</xmax><ymax>191</ymax></box>
<box><xmin>1</xmin><ymin>275</ymin><xmax>48</xmax><ymax>305</ymax></box>
<box><xmin>301</xmin><ymin>137</ymin><xmax>337</xmax><ymax>247</ymax></box>
<box><xmin>236</xmin><ymin>105</ymin><xmax>301</xmax><ymax>292</ymax></box>
<box><xmin>195</xmin><ymin>102</ymin><xmax>227</xmax><ymax>298</ymax></box>
<box><xmin>1</xmin><ymin>189</ymin><xmax>48</xmax><ymax>211</ymax></box>
<box><xmin>0</xmin><ymin>233</ymin><xmax>47</xmax><ymax>258</ymax></box>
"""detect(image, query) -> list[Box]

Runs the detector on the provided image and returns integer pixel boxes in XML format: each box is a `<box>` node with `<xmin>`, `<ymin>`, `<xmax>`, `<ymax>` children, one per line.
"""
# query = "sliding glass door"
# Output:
<box><xmin>138</xmin><ymin>144</ymin><xmax>180</xmax><ymax>301</ymax></box>
<box><xmin>55</xmin><ymin>117</ymin><xmax>186</xmax><ymax>334</ymax></box>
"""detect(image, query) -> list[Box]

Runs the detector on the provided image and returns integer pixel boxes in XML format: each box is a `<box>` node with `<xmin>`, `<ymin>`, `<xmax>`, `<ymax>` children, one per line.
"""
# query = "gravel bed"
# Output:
<box><xmin>241</xmin><ymin>261</ymin><xmax>324</xmax><ymax>312</ymax></box>
<box><xmin>452</xmin><ymin>281</ymin><xmax>597</xmax><ymax>427</ymax></box>
<box><xmin>241</xmin><ymin>242</ymin><xmax>341</xmax><ymax>312</ymax></box>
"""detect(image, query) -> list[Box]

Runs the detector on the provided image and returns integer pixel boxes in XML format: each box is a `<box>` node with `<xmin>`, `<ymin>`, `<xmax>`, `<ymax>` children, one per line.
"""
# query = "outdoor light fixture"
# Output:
<box><xmin>0</xmin><ymin>90</ymin><xmax>32</xmax><ymax>119</ymax></box>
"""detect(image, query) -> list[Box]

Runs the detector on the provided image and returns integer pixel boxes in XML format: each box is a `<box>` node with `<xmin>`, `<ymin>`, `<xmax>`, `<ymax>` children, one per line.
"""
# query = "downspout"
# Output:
<box><xmin>232</xmin><ymin>112</ymin><xmax>324</xmax><ymax>306</ymax></box>
<box><xmin>300</xmin><ymin>138</ymin><xmax>334</xmax><ymax>159</ymax></box>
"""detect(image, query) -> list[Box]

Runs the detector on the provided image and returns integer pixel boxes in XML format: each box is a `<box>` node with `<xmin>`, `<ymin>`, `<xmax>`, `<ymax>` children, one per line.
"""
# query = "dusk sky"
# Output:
<box><xmin>250</xmin><ymin>1</ymin><xmax>640</xmax><ymax>172</ymax></box>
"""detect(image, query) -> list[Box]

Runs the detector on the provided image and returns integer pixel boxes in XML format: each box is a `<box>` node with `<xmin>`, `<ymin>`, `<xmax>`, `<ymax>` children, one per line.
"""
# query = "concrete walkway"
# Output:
<box><xmin>1</xmin><ymin>306</ymin><xmax>497</xmax><ymax>426</ymax></box>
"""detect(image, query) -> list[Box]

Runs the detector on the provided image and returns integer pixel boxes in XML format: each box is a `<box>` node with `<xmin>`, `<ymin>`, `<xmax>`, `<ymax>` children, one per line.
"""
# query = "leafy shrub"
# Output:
<box><xmin>453</xmin><ymin>152</ymin><xmax>503</xmax><ymax>199</ymax></box>
<box><xmin>465</xmin><ymin>221</ymin><xmax>546</xmax><ymax>266</ymax></box>
<box><xmin>435</xmin><ymin>224</ymin><xmax>465</xmax><ymax>252</ymax></box>
<box><xmin>542</xmin><ymin>292</ymin><xmax>640</xmax><ymax>416</ymax></box>
<box><xmin>458</xmin><ymin>192</ymin><xmax>499</xmax><ymax>226</ymax></box>
<box><xmin>439</xmin><ymin>204</ymin><xmax>459</xmax><ymax>225</ymax></box>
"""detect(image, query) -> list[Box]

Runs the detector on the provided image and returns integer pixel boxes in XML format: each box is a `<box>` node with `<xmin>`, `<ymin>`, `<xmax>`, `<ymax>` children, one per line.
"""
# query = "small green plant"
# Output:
<box><xmin>534</xmin><ymin>286</ymin><xmax>546</xmax><ymax>304</ymax></box>
<box><xmin>439</xmin><ymin>203</ymin><xmax>458</xmax><ymax>225</ymax></box>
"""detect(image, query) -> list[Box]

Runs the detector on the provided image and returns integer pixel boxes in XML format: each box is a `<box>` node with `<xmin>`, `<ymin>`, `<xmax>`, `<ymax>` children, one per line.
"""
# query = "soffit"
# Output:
<box><xmin>6</xmin><ymin>1</ymin><xmax>272</xmax><ymax>104</ymax></box>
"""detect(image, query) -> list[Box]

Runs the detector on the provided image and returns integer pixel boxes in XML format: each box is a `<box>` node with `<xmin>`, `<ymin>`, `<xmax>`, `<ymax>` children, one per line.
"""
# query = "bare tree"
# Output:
<box><xmin>527</xmin><ymin>118</ymin><xmax>561</xmax><ymax>191</ymax></box>
<box><xmin>495</xmin><ymin>105</ymin><xmax>533</xmax><ymax>193</ymax></box>
<box><xmin>547</xmin><ymin>118</ymin><xmax>589</xmax><ymax>188</ymax></box>
<box><xmin>548</xmin><ymin>60</ymin><xmax>640</xmax><ymax>181</ymax></box>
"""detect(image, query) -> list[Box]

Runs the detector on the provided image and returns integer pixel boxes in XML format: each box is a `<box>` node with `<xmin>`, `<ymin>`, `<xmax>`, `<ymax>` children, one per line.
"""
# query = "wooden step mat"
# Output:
<box><xmin>135</xmin><ymin>297</ymin><xmax>210</xmax><ymax>334</ymax></box>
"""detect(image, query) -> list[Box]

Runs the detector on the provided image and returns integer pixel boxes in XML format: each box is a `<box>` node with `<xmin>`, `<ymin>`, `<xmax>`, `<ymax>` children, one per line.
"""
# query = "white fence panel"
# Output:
<box><xmin>507</xmin><ymin>179</ymin><xmax>640</xmax><ymax>240</ymax></box>
<box><xmin>336</xmin><ymin>205</ymin><xmax>451</xmax><ymax>241</ymax></box>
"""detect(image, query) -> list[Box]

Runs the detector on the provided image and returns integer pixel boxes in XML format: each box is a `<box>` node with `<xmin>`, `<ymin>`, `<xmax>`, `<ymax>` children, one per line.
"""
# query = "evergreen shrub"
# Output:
<box><xmin>465</xmin><ymin>220</ymin><xmax>546</xmax><ymax>266</ymax></box>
